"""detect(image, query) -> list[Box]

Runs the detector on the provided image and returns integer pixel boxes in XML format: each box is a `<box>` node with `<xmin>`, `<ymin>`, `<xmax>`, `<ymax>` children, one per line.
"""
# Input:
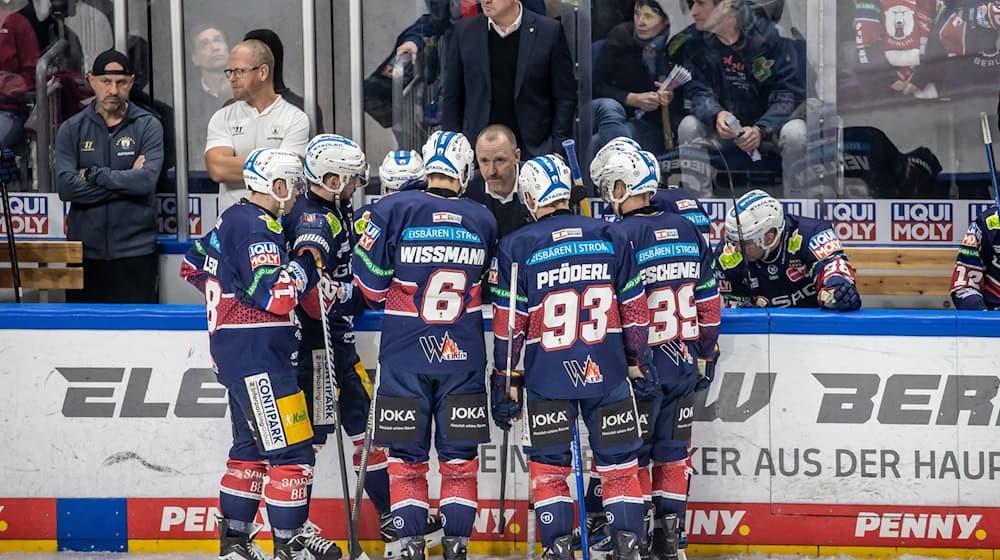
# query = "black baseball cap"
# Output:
<box><xmin>91</xmin><ymin>49</ymin><xmax>133</xmax><ymax>76</ymax></box>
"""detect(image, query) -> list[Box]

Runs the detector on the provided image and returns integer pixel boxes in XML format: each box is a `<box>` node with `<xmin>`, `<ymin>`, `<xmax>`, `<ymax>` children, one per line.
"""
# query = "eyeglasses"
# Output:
<box><xmin>223</xmin><ymin>65</ymin><xmax>262</xmax><ymax>79</ymax></box>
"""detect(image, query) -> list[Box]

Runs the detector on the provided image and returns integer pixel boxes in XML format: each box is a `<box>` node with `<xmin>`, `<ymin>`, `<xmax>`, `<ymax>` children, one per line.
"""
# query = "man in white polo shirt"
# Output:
<box><xmin>205</xmin><ymin>39</ymin><xmax>310</xmax><ymax>213</ymax></box>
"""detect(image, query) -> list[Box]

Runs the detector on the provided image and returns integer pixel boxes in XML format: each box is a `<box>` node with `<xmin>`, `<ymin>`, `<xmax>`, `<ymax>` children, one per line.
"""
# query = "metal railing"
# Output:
<box><xmin>391</xmin><ymin>52</ymin><xmax>426</xmax><ymax>152</ymax></box>
<box><xmin>34</xmin><ymin>39</ymin><xmax>69</xmax><ymax>194</ymax></box>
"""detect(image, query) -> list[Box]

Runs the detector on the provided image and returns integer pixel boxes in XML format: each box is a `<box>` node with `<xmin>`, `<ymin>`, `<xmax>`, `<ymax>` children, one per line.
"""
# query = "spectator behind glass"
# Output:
<box><xmin>128</xmin><ymin>34</ymin><xmax>174</xmax><ymax>192</ymax></box>
<box><xmin>592</xmin><ymin>0</ymin><xmax>676</xmax><ymax>157</ymax></box>
<box><xmin>243</xmin><ymin>28</ymin><xmax>323</xmax><ymax>133</ymax></box>
<box><xmin>205</xmin><ymin>40</ymin><xmax>309</xmax><ymax>213</ymax></box>
<box><xmin>443</xmin><ymin>0</ymin><xmax>577</xmax><ymax>160</ymax></box>
<box><xmin>678</xmin><ymin>0</ymin><xmax>805</xmax><ymax>197</ymax></box>
<box><xmin>0</xmin><ymin>6</ymin><xmax>38</xmax><ymax>149</ymax></box>
<box><xmin>55</xmin><ymin>49</ymin><xmax>164</xmax><ymax>304</ymax></box>
<box><xmin>187</xmin><ymin>24</ymin><xmax>230</xmax><ymax>170</ymax></box>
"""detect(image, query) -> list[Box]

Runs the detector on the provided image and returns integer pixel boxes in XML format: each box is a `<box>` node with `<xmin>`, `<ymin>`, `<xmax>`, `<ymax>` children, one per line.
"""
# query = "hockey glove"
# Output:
<box><xmin>952</xmin><ymin>287</ymin><xmax>987</xmax><ymax>311</ymax></box>
<box><xmin>293</xmin><ymin>212</ymin><xmax>336</xmax><ymax>269</ymax></box>
<box><xmin>628</xmin><ymin>359</ymin><xmax>660</xmax><ymax>401</ymax></box>
<box><xmin>694</xmin><ymin>343</ymin><xmax>720</xmax><ymax>393</ymax></box>
<box><xmin>490</xmin><ymin>369</ymin><xmax>523</xmax><ymax>431</ymax></box>
<box><xmin>818</xmin><ymin>276</ymin><xmax>862</xmax><ymax>311</ymax></box>
<box><xmin>323</xmin><ymin>279</ymin><xmax>354</xmax><ymax>306</ymax></box>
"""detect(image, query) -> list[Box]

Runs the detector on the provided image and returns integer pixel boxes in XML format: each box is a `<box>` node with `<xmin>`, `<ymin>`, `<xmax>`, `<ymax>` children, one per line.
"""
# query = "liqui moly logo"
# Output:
<box><xmin>156</xmin><ymin>195</ymin><xmax>203</xmax><ymax>236</ymax></box>
<box><xmin>0</xmin><ymin>195</ymin><xmax>50</xmax><ymax>235</ymax></box>
<box><xmin>704</xmin><ymin>201</ymin><xmax>728</xmax><ymax>243</ymax></box>
<box><xmin>891</xmin><ymin>202</ymin><xmax>953</xmax><ymax>242</ymax></box>
<box><xmin>969</xmin><ymin>202</ymin><xmax>994</xmax><ymax>223</ymax></box>
<box><xmin>781</xmin><ymin>201</ymin><xmax>803</xmax><ymax>216</ymax></box>
<box><xmin>815</xmin><ymin>202</ymin><xmax>876</xmax><ymax>241</ymax></box>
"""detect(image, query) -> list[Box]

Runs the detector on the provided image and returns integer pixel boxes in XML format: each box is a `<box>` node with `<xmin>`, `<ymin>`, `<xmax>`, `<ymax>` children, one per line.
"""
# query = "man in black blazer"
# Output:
<box><xmin>443</xmin><ymin>0</ymin><xmax>577</xmax><ymax>160</ymax></box>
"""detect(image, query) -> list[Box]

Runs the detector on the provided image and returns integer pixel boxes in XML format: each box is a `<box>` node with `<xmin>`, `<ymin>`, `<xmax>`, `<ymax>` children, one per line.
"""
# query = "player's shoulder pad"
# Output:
<box><xmin>981</xmin><ymin>205</ymin><xmax>1000</xmax><ymax>231</ymax></box>
<box><xmin>801</xmin><ymin>217</ymin><xmax>845</xmax><ymax>262</ymax></box>
<box><xmin>716</xmin><ymin>242</ymin><xmax>744</xmax><ymax>270</ymax></box>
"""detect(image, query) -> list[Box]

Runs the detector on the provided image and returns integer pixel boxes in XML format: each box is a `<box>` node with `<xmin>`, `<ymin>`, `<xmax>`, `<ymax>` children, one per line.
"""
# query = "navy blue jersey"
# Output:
<box><xmin>491</xmin><ymin>212</ymin><xmax>650</xmax><ymax>400</ymax></box>
<box><xmin>952</xmin><ymin>205</ymin><xmax>1000</xmax><ymax>310</ymax></box>
<box><xmin>616</xmin><ymin>208</ymin><xmax>721</xmax><ymax>370</ymax></box>
<box><xmin>352</xmin><ymin>189</ymin><xmax>498</xmax><ymax>375</ymax></box>
<box><xmin>651</xmin><ymin>187</ymin><xmax>712</xmax><ymax>244</ymax></box>
<box><xmin>180</xmin><ymin>201</ymin><xmax>316</xmax><ymax>383</ymax></box>
<box><xmin>713</xmin><ymin>214</ymin><xmax>857</xmax><ymax>308</ymax></box>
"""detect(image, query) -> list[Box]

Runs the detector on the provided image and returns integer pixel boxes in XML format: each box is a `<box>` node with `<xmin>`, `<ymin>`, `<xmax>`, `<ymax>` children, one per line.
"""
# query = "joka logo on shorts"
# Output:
<box><xmin>815</xmin><ymin>202</ymin><xmax>877</xmax><ymax>241</ymax></box>
<box><xmin>0</xmin><ymin>195</ymin><xmax>49</xmax><ymax>235</ymax></box>
<box><xmin>563</xmin><ymin>355</ymin><xmax>603</xmax><ymax>387</ymax></box>
<box><xmin>891</xmin><ymin>202</ymin><xmax>953</xmax><ymax>242</ymax></box>
<box><xmin>419</xmin><ymin>332</ymin><xmax>467</xmax><ymax>362</ymax></box>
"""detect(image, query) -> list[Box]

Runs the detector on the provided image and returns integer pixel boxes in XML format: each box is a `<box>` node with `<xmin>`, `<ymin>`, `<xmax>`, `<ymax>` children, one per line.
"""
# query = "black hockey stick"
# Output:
<box><xmin>318</xmin><ymin>277</ymin><xmax>360</xmax><ymax>559</ymax></box>
<box><xmin>981</xmin><ymin>113</ymin><xmax>1000</xmax><ymax>211</ymax></box>
<box><xmin>350</xmin><ymin>362</ymin><xmax>378</xmax><ymax>558</ymax></box>
<box><xmin>497</xmin><ymin>260</ymin><xmax>519</xmax><ymax>535</ymax></box>
<box><xmin>0</xmin><ymin>178</ymin><xmax>21</xmax><ymax>303</ymax></box>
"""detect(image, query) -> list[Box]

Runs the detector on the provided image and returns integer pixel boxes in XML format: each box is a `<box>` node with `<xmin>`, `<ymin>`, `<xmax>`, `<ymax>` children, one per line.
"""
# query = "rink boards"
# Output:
<box><xmin>0</xmin><ymin>306</ymin><xmax>999</xmax><ymax>556</ymax></box>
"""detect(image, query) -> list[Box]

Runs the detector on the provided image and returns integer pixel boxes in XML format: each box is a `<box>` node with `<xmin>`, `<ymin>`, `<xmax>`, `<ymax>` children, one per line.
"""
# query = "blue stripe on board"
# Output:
<box><xmin>57</xmin><ymin>498</ymin><xmax>127</xmax><ymax>552</ymax></box>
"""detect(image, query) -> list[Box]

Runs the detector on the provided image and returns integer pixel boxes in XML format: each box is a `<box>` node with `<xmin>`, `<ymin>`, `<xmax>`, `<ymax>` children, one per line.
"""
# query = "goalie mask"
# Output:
<box><xmin>379</xmin><ymin>150</ymin><xmax>425</xmax><ymax>195</ymax></box>
<box><xmin>243</xmin><ymin>147</ymin><xmax>305</xmax><ymax>209</ymax></box>
<box><xmin>518</xmin><ymin>154</ymin><xmax>572</xmax><ymax>220</ymax></box>
<box><xmin>725</xmin><ymin>189</ymin><xmax>785</xmax><ymax>254</ymax></box>
<box><xmin>422</xmin><ymin>130</ymin><xmax>474</xmax><ymax>193</ymax></box>
<box><xmin>599</xmin><ymin>150</ymin><xmax>660</xmax><ymax>215</ymax></box>
<box><xmin>304</xmin><ymin>134</ymin><xmax>369</xmax><ymax>196</ymax></box>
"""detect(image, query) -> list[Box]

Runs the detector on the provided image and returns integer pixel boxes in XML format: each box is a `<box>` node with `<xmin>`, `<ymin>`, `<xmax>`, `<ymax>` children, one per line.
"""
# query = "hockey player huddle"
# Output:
<box><xmin>180</xmin><ymin>129</ymin><xmax>865</xmax><ymax>560</ymax></box>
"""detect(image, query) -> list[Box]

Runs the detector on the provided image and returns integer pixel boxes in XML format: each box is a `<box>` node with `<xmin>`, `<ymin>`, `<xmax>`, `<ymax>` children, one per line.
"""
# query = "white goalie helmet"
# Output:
<box><xmin>590</xmin><ymin>136</ymin><xmax>641</xmax><ymax>190</ymax></box>
<box><xmin>303</xmin><ymin>134</ymin><xmax>369</xmax><ymax>194</ymax></box>
<box><xmin>600</xmin><ymin>150</ymin><xmax>660</xmax><ymax>209</ymax></box>
<box><xmin>725</xmin><ymin>189</ymin><xmax>786</xmax><ymax>252</ymax></box>
<box><xmin>379</xmin><ymin>150</ymin><xmax>425</xmax><ymax>195</ymax></box>
<box><xmin>243</xmin><ymin>147</ymin><xmax>305</xmax><ymax>203</ymax></box>
<box><xmin>518</xmin><ymin>154</ymin><xmax>572</xmax><ymax>219</ymax></box>
<box><xmin>422</xmin><ymin>130</ymin><xmax>474</xmax><ymax>192</ymax></box>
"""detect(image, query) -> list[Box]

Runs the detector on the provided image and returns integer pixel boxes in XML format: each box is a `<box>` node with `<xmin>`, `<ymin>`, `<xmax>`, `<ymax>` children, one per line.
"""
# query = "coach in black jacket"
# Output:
<box><xmin>443</xmin><ymin>0</ymin><xmax>577</xmax><ymax>160</ymax></box>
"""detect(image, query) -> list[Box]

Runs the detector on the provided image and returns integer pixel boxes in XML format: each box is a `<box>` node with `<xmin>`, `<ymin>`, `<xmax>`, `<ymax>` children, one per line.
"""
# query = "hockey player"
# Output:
<box><xmin>353</xmin><ymin>150</ymin><xmax>428</xmax><ymax>240</ymax></box>
<box><xmin>600</xmin><ymin>149</ymin><xmax>721</xmax><ymax>560</ymax></box>
<box><xmin>491</xmin><ymin>154</ymin><xmax>655</xmax><ymax>560</ymax></box>
<box><xmin>714</xmin><ymin>190</ymin><xmax>861</xmax><ymax>310</ymax></box>
<box><xmin>951</xmin><ymin>204</ymin><xmax>1000</xmax><ymax>310</ymax></box>
<box><xmin>351</xmin><ymin>131</ymin><xmax>498</xmax><ymax>560</ymax></box>
<box><xmin>180</xmin><ymin>148</ymin><xmax>342</xmax><ymax>560</ymax></box>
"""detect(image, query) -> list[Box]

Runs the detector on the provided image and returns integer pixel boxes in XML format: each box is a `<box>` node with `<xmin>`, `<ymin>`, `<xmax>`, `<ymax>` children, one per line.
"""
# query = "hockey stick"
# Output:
<box><xmin>350</xmin><ymin>361</ymin><xmax>378</xmax><ymax>558</ymax></box>
<box><xmin>562</xmin><ymin>139</ymin><xmax>593</xmax><ymax>217</ymax></box>
<box><xmin>0</xmin><ymin>178</ymin><xmax>21</xmax><ymax>303</ymax></box>
<box><xmin>980</xmin><ymin>113</ymin><xmax>1000</xmax><ymax>211</ymax></box>
<box><xmin>498</xmin><ymin>260</ymin><xmax>519</xmax><ymax>535</ymax></box>
<box><xmin>318</xmin><ymin>276</ymin><xmax>359</xmax><ymax>559</ymax></box>
<box><xmin>527</xmin><ymin>478</ymin><xmax>536</xmax><ymax>560</ymax></box>
<box><xmin>571</xmin><ymin>415</ymin><xmax>590</xmax><ymax>560</ymax></box>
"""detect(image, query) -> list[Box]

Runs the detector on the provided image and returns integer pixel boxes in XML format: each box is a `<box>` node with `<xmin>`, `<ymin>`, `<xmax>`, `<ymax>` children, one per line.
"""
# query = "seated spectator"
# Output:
<box><xmin>243</xmin><ymin>28</ymin><xmax>323</xmax><ymax>133</ymax></box>
<box><xmin>592</xmin><ymin>0</ymin><xmax>677</xmax><ymax>157</ymax></box>
<box><xmin>466</xmin><ymin>124</ymin><xmax>531</xmax><ymax>238</ymax></box>
<box><xmin>0</xmin><ymin>4</ymin><xmax>38</xmax><ymax>150</ymax></box>
<box><xmin>187</xmin><ymin>24</ymin><xmax>230</xmax><ymax>169</ymax></box>
<box><xmin>677</xmin><ymin>0</ymin><xmax>805</xmax><ymax>197</ymax></box>
<box><xmin>205</xmin><ymin>40</ymin><xmax>310</xmax><ymax>213</ymax></box>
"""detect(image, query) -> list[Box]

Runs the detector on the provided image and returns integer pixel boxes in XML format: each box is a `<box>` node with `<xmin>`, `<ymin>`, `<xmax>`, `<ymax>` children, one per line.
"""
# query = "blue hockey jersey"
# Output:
<box><xmin>616</xmin><ymin>208</ymin><xmax>720</xmax><ymax>375</ymax></box>
<box><xmin>951</xmin><ymin>205</ymin><xmax>1000</xmax><ymax>310</ymax></box>
<box><xmin>491</xmin><ymin>211</ymin><xmax>651</xmax><ymax>400</ymax></box>
<box><xmin>352</xmin><ymin>188</ymin><xmax>498</xmax><ymax>375</ymax></box>
<box><xmin>180</xmin><ymin>201</ymin><xmax>318</xmax><ymax>383</ymax></box>
<box><xmin>713</xmin><ymin>214</ymin><xmax>858</xmax><ymax>308</ymax></box>
<box><xmin>651</xmin><ymin>187</ymin><xmax>712</xmax><ymax>243</ymax></box>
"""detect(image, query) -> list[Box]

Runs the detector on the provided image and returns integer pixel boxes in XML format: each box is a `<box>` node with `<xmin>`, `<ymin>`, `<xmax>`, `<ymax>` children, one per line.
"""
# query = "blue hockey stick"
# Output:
<box><xmin>571</xmin><ymin>416</ymin><xmax>590</xmax><ymax>560</ymax></box>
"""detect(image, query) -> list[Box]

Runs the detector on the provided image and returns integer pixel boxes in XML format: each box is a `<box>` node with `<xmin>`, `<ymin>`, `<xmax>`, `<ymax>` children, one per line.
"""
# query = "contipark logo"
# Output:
<box><xmin>891</xmin><ymin>202</ymin><xmax>953</xmax><ymax>242</ymax></box>
<box><xmin>0</xmin><ymin>195</ymin><xmax>50</xmax><ymax>235</ymax></box>
<box><xmin>815</xmin><ymin>202</ymin><xmax>876</xmax><ymax>241</ymax></box>
<box><xmin>156</xmin><ymin>195</ymin><xmax>203</xmax><ymax>236</ymax></box>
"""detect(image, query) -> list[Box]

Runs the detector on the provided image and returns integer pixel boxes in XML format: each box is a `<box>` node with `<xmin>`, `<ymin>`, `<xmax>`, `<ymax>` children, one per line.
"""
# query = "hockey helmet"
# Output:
<box><xmin>518</xmin><ymin>154</ymin><xmax>572</xmax><ymax>219</ymax></box>
<box><xmin>422</xmin><ymin>130</ymin><xmax>474</xmax><ymax>193</ymax></box>
<box><xmin>379</xmin><ymin>150</ymin><xmax>425</xmax><ymax>195</ymax></box>
<box><xmin>725</xmin><ymin>189</ymin><xmax>785</xmax><ymax>252</ymax></box>
<box><xmin>600</xmin><ymin>150</ymin><xmax>660</xmax><ymax>211</ymax></box>
<box><xmin>590</xmin><ymin>136</ymin><xmax>641</xmax><ymax>190</ymax></box>
<box><xmin>243</xmin><ymin>147</ymin><xmax>304</xmax><ymax>204</ymax></box>
<box><xmin>303</xmin><ymin>134</ymin><xmax>369</xmax><ymax>194</ymax></box>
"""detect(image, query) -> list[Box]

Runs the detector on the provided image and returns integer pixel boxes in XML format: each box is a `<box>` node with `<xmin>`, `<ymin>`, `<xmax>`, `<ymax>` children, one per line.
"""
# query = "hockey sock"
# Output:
<box><xmin>264</xmin><ymin>464</ymin><xmax>314</xmax><ymax>542</ymax></box>
<box><xmin>439</xmin><ymin>457</ymin><xmax>479</xmax><ymax>537</ymax></box>
<box><xmin>352</xmin><ymin>435</ymin><xmax>391</xmax><ymax>512</ymax></box>
<box><xmin>652</xmin><ymin>459</ymin><xmax>690</xmax><ymax>518</ymax></box>
<box><xmin>529</xmin><ymin>461</ymin><xmax>574</xmax><ymax>547</ymax></box>
<box><xmin>388</xmin><ymin>459</ymin><xmax>430</xmax><ymax>538</ymax></box>
<box><xmin>597</xmin><ymin>458</ymin><xmax>645</xmax><ymax>541</ymax></box>
<box><xmin>219</xmin><ymin>459</ymin><xmax>266</xmax><ymax>527</ymax></box>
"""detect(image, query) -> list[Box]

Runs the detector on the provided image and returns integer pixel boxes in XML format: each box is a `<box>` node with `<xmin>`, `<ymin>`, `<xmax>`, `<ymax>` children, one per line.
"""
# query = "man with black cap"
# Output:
<box><xmin>55</xmin><ymin>48</ymin><xmax>164</xmax><ymax>303</ymax></box>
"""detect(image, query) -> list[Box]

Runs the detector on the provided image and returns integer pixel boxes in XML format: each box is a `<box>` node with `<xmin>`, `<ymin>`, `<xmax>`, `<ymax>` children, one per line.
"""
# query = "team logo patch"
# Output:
<box><xmin>433</xmin><ymin>212</ymin><xmax>462</xmax><ymax>224</ymax></box>
<box><xmin>675</xmin><ymin>199</ymin><xmax>697</xmax><ymax>211</ymax></box>
<box><xmin>354</xmin><ymin>210</ymin><xmax>371</xmax><ymax>235</ymax></box>
<box><xmin>563</xmin><ymin>355</ymin><xmax>603</xmax><ymax>387</ymax></box>
<box><xmin>654</xmin><ymin>228</ymin><xmax>679</xmax><ymax>241</ymax></box>
<box><xmin>552</xmin><ymin>227</ymin><xmax>583</xmax><ymax>241</ymax></box>
<box><xmin>115</xmin><ymin>135</ymin><xmax>135</xmax><ymax>150</ymax></box>
<box><xmin>259</xmin><ymin>215</ymin><xmax>283</xmax><ymax>234</ymax></box>
<box><xmin>248</xmin><ymin>241</ymin><xmax>282</xmax><ymax>269</ymax></box>
<box><xmin>81</xmin><ymin>140</ymin><xmax>94</xmax><ymax>152</ymax></box>
<box><xmin>420</xmin><ymin>332</ymin><xmax>468</xmax><ymax>362</ymax></box>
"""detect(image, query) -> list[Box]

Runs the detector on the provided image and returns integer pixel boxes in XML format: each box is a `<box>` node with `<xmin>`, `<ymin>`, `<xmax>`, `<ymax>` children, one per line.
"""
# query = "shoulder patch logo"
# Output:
<box><xmin>552</xmin><ymin>227</ymin><xmax>583</xmax><ymax>242</ymax></box>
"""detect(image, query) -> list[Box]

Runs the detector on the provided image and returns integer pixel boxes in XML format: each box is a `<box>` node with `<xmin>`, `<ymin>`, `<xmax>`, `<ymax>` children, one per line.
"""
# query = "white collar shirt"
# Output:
<box><xmin>488</xmin><ymin>2</ymin><xmax>523</xmax><ymax>38</ymax></box>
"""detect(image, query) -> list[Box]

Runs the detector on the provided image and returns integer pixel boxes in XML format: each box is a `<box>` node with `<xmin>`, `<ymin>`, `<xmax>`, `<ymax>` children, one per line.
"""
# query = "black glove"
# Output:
<box><xmin>694</xmin><ymin>343</ymin><xmax>720</xmax><ymax>392</ymax></box>
<box><xmin>293</xmin><ymin>212</ymin><xmax>336</xmax><ymax>269</ymax></box>
<box><xmin>628</xmin><ymin>360</ymin><xmax>660</xmax><ymax>401</ymax></box>
<box><xmin>490</xmin><ymin>369</ymin><xmax>523</xmax><ymax>431</ymax></box>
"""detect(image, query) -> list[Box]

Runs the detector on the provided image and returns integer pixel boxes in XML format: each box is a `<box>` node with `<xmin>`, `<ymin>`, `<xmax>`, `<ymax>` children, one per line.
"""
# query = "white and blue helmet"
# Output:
<box><xmin>590</xmin><ymin>136</ymin><xmax>641</xmax><ymax>190</ymax></box>
<box><xmin>243</xmin><ymin>147</ymin><xmax>304</xmax><ymax>203</ymax></box>
<box><xmin>725</xmin><ymin>189</ymin><xmax>785</xmax><ymax>252</ymax></box>
<box><xmin>379</xmin><ymin>150</ymin><xmax>425</xmax><ymax>195</ymax></box>
<box><xmin>600</xmin><ymin>150</ymin><xmax>660</xmax><ymax>210</ymax></box>
<box><xmin>303</xmin><ymin>134</ymin><xmax>369</xmax><ymax>194</ymax></box>
<box><xmin>518</xmin><ymin>154</ymin><xmax>572</xmax><ymax>219</ymax></box>
<box><xmin>422</xmin><ymin>130</ymin><xmax>474</xmax><ymax>192</ymax></box>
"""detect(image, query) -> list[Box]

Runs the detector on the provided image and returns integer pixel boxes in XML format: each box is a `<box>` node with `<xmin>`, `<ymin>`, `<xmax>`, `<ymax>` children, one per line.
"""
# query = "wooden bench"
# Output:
<box><xmin>844</xmin><ymin>247</ymin><xmax>956</xmax><ymax>297</ymax></box>
<box><xmin>0</xmin><ymin>240</ymin><xmax>83</xmax><ymax>291</ymax></box>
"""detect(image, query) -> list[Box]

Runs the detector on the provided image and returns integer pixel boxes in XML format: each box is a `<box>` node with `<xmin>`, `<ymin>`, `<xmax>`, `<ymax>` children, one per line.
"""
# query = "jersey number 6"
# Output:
<box><xmin>422</xmin><ymin>269</ymin><xmax>469</xmax><ymax>324</ymax></box>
